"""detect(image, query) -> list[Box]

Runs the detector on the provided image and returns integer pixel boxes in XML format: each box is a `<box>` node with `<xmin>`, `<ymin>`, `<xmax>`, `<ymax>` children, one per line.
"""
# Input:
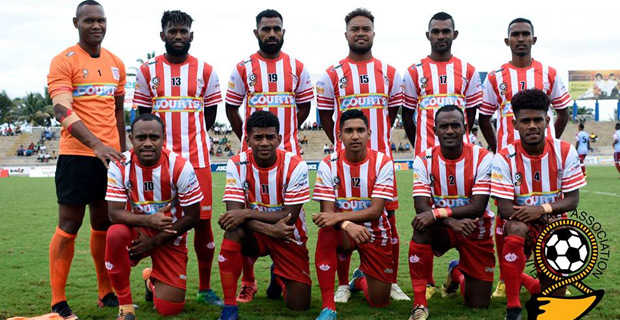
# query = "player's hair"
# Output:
<box><xmin>256</xmin><ymin>9</ymin><xmax>282</xmax><ymax>26</ymax></box>
<box><xmin>595</xmin><ymin>73</ymin><xmax>603</xmax><ymax>78</ymax></box>
<box><xmin>131</xmin><ymin>113</ymin><xmax>165</xmax><ymax>133</ymax></box>
<box><xmin>511</xmin><ymin>89</ymin><xmax>550</xmax><ymax>115</ymax></box>
<box><xmin>472</xmin><ymin>127</ymin><xmax>478</xmax><ymax>133</ymax></box>
<box><xmin>615</xmin><ymin>123</ymin><xmax>620</xmax><ymax>130</ymax></box>
<box><xmin>429</xmin><ymin>12</ymin><xmax>454</xmax><ymax>29</ymax></box>
<box><xmin>339</xmin><ymin>109</ymin><xmax>369</xmax><ymax>129</ymax></box>
<box><xmin>435</xmin><ymin>105</ymin><xmax>464</xmax><ymax>124</ymax></box>
<box><xmin>345</xmin><ymin>8</ymin><xmax>374</xmax><ymax>26</ymax></box>
<box><xmin>76</xmin><ymin>0</ymin><xmax>101</xmax><ymax>16</ymax></box>
<box><xmin>508</xmin><ymin>18</ymin><xmax>534</xmax><ymax>35</ymax></box>
<box><xmin>246</xmin><ymin>110</ymin><xmax>280</xmax><ymax>134</ymax></box>
<box><xmin>161</xmin><ymin>10</ymin><xmax>193</xmax><ymax>30</ymax></box>
<box><xmin>579</xmin><ymin>123</ymin><xmax>585</xmax><ymax>130</ymax></box>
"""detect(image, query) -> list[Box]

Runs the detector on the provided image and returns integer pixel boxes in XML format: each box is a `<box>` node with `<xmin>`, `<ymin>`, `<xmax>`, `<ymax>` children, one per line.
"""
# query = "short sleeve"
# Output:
<box><xmin>295</xmin><ymin>66</ymin><xmax>314</xmax><ymax>103</ymax></box>
<box><xmin>465</xmin><ymin>67</ymin><xmax>483</xmax><ymax>108</ymax></box>
<box><xmin>316</xmin><ymin>71</ymin><xmax>335</xmax><ymax>110</ymax></box>
<box><xmin>550</xmin><ymin>72</ymin><xmax>571</xmax><ymax>110</ymax></box>
<box><xmin>203</xmin><ymin>67</ymin><xmax>223</xmax><ymax>106</ymax></box>
<box><xmin>402</xmin><ymin>68</ymin><xmax>419</xmax><ymax>110</ymax></box>
<box><xmin>223</xmin><ymin>159</ymin><xmax>245</xmax><ymax>203</ymax></box>
<box><xmin>105</xmin><ymin>160</ymin><xmax>127</xmax><ymax>202</ymax></box>
<box><xmin>412</xmin><ymin>155</ymin><xmax>432</xmax><ymax>198</ymax></box>
<box><xmin>472</xmin><ymin>151</ymin><xmax>493</xmax><ymax>195</ymax></box>
<box><xmin>115</xmin><ymin>58</ymin><xmax>127</xmax><ymax>96</ymax></box>
<box><xmin>371</xmin><ymin>158</ymin><xmax>394</xmax><ymax>201</ymax></box>
<box><xmin>224</xmin><ymin>66</ymin><xmax>246</xmax><ymax>106</ymax></box>
<box><xmin>490</xmin><ymin>153</ymin><xmax>515</xmax><ymax>200</ymax></box>
<box><xmin>313</xmin><ymin>159</ymin><xmax>336</xmax><ymax>202</ymax></box>
<box><xmin>284</xmin><ymin>161</ymin><xmax>310</xmax><ymax>205</ymax></box>
<box><xmin>388</xmin><ymin>69</ymin><xmax>403</xmax><ymax>108</ymax></box>
<box><xmin>176</xmin><ymin>162</ymin><xmax>204</xmax><ymax>206</ymax></box>
<box><xmin>47</xmin><ymin>55</ymin><xmax>73</xmax><ymax>98</ymax></box>
<box><xmin>133</xmin><ymin>65</ymin><xmax>153</xmax><ymax>108</ymax></box>
<box><xmin>561</xmin><ymin>146</ymin><xmax>587</xmax><ymax>192</ymax></box>
<box><xmin>479</xmin><ymin>73</ymin><xmax>499</xmax><ymax>116</ymax></box>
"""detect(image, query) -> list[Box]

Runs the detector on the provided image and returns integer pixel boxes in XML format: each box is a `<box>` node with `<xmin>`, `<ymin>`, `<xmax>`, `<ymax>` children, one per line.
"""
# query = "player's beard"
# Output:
<box><xmin>349</xmin><ymin>42</ymin><xmax>372</xmax><ymax>55</ymax></box>
<box><xmin>258</xmin><ymin>38</ymin><xmax>284</xmax><ymax>54</ymax></box>
<box><xmin>432</xmin><ymin>40</ymin><xmax>452</xmax><ymax>54</ymax></box>
<box><xmin>165</xmin><ymin>41</ymin><xmax>191</xmax><ymax>56</ymax></box>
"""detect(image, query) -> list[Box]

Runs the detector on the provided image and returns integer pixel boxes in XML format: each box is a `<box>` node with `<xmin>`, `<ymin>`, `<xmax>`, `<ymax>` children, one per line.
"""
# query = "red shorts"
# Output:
<box><xmin>496</xmin><ymin>215</ymin><xmax>506</xmax><ymax>237</ymax></box>
<box><xmin>348</xmin><ymin>234</ymin><xmax>394</xmax><ymax>283</ymax></box>
<box><xmin>254</xmin><ymin>233</ymin><xmax>312</xmax><ymax>285</ymax></box>
<box><xmin>578</xmin><ymin>154</ymin><xmax>586</xmax><ymax>163</ymax></box>
<box><xmin>130</xmin><ymin>228</ymin><xmax>188</xmax><ymax>290</ymax></box>
<box><xmin>615</xmin><ymin>152</ymin><xmax>620</xmax><ymax>163</ymax></box>
<box><xmin>194</xmin><ymin>167</ymin><xmax>213</xmax><ymax>219</ymax></box>
<box><xmin>433</xmin><ymin>229</ymin><xmax>495</xmax><ymax>282</ymax></box>
<box><xmin>385</xmin><ymin>169</ymin><xmax>399</xmax><ymax>211</ymax></box>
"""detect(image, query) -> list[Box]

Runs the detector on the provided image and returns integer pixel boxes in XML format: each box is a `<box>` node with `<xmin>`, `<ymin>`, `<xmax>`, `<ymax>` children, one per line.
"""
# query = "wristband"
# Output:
<box><xmin>541</xmin><ymin>203</ymin><xmax>553</xmax><ymax>214</ymax></box>
<box><xmin>432</xmin><ymin>207</ymin><xmax>453</xmax><ymax>219</ymax></box>
<box><xmin>341</xmin><ymin>220</ymin><xmax>352</xmax><ymax>230</ymax></box>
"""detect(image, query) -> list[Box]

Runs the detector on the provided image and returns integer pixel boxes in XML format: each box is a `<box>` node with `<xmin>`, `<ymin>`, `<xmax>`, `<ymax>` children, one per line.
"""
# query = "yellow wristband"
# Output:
<box><xmin>541</xmin><ymin>203</ymin><xmax>553</xmax><ymax>214</ymax></box>
<box><xmin>341</xmin><ymin>221</ymin><xmax>352</xmax><ymax>230</ymax></box>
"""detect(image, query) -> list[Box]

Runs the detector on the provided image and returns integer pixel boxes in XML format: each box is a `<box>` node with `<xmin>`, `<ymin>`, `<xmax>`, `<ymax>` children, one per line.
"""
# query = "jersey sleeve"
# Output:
<box><xmin>114</xmin><ymin>57</ymin><xmax>127</xmax><ymax>97</ymax></box>
<box><xmin>472</xmin><ymin>151</ymin><xmax>493</xmax><ymax>195</ymax></box>
<box><xmin>223</xmin><ymin>159</ymin><xmax>245</xmax><ymax>203</ymax></box>
<box><xmin>465</xmin><ymin>66</ymin><xmax>483</xmax><ymax>108</ymax></box>
<box><xmin>316</xmin><ymin>71</ymin><xmax>335</xmax><ymax>110</ymax></box>
<box><xmin>313</xmin><ymin>159</ymin><xmax>336</xmax><ymax>202</ymax></box>
<box><xmin>47</xmin><ymin>54</ymin><xmax>73</xmax><ymax>98</ymax></box>
<box><xmin>371</xmin><ymin>158</ymin><xmax>394</xmax><ymax>200</ymax></box>
<box><xmin>175</xmin><ymin>162</ymin><xmax>204</xmax><ymax>207</ymax></box>
<box><xmin>561</xmin><ymin>146</ymin><xmax>587</xmax><ymax>192</ymax></box>
<box><xmin>412</xmin><ymin>155</ymin><xmax>432</xmax><ymax>198</ymax></box>
<box><xmin>490</xmin><ymin>153</ymin><xmax>515</xmax><ymax>200</ymax></box>
<box><xmin>225</xmin><ymin>66</ymin><xmax>246</xmax><ymax>106</ymax></box>
<box><xmin>284</xmin><ymin>161</ymin><xmax>311</xmax><ymax>205</ymax></box>
<box><xmin>388</xmin><ymin>69</ymin><xmax>404</xmax><ymax>108</ymax></box>
<box><xmin>105</xmin><ymin>160</ymin><xmax>127</xmax><ymax>202</ymax></box>
<box><xmin>402</xmin><ymin>67</ymin><xmax>419</xmax><ymax>110</ymax></box>
<box><xmin>550</xmin><ymin>71</ymin><xmax>571</xmax><ymax>110</ymax></box>
<box><xmin>295</xmin><ymin>65</ymin><xmax>314</xmax><ymax>104</ymax></box>
<box><xmin>613</xmin><ymin>132</ymin><xmax>619</xmax><ymax>143</ymax></box>
<box><xmin>203</xmin><ymin>66</ymin><xmax>223</xmax><ymax>106</ymax></box>
<box><xmin>479</xmin><ymin>73</ymin><xmax>499</xmax><ymax>116</ymax></box>
<box><xmin>133</xmin><ymin>65</ymin><xmax>153</xmax><ymax>108</ymax></box>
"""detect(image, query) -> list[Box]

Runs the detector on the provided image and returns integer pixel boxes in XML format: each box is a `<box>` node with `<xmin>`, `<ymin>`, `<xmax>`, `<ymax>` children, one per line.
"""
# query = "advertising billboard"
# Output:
<box><xmin>569</xmin><ymin>70</ymin><xmax>620</xmax><ymax>100</ymax></box>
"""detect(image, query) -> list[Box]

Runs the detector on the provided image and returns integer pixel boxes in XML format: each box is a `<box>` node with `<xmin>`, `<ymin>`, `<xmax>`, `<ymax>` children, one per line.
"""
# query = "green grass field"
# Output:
<box><xmin>0</xmin><ymin>166</ymin><xmax>619</xmax><ymax>319</ymax></box>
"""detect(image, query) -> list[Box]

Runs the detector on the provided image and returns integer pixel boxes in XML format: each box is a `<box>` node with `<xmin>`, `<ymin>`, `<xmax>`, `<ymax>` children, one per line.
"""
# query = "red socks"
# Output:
<box><xmin>195</xmin><ymin>220</ymin><xmax>215</xmax><ymax>291</ymax></box>
<box><xmin>521</xmin><ymin>273</ymin><xmax>540</xmax><ymax>295</ymax></box>
<box><xmin>105</xmin><ymin>224</ymin><xmax>133</xmax><ymax>305</ymax></box>
<box><xmin>219</xmin><ymin>239</ymin><xmax>243</xmax><ymax>306</ymax></box>
<box><xmin>336</xmin><ymin>252</ymin><xmax>352</xmax><ymax>286</ymax></box>
<box><xmin>450</xmin><ymin>266</ymin><xmax>466</xmax><ymax>296</ymax></box>
<box><xmin>388</xmin><ymin>215</ymin><xmax>399</xmax><ymax>283</ymax></box>
<box><xmin>49</xmin><ymin>227</ymin><xmax>77</xmax><ymax>306</ymax></box>
<box><xmin>408</xmin><ymin>241</ymin><xmax>433</xmax><ymax>307</ymax></box>
<box><xmin>315</xmin><ymin>227</ymin><xmax>339</xmax><ymax>310</ymax></box>
<box><xmin>241</xmin><ymin>255</ymin><xmax>257</xmax><ymax>285</ymax></box>
<box><xmin>154</xmin><ymin>296</ymin><xmax>184</xmax><ymax>316</ymax></box>
<box><xmin>502</xmin><ymin>235</ymin><xmax>526</xmax><ymax>308</ymax></box>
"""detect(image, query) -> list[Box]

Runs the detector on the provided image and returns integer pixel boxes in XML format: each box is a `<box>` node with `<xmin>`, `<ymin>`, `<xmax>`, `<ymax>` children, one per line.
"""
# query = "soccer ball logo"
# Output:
<box><xmin>544</xmin><ymin>228</ymin><xmax>589</xmax><ymax>274</ymax></box>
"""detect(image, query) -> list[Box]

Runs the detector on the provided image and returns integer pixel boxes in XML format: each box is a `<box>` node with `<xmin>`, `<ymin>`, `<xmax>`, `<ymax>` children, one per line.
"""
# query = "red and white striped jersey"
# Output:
<box><xmin>223</xmin><ymin>149</ymin><xmax>310</xmax><ymax>245</ymax></box>
<box><xmin>106</xmin><ymin>148</ymin><xmax>203</xmax><ymax>249</ymax></box>
<box><xmin>413</xmin><ymin>144</ymin><xmax>494</xmax><ymax>239</ymax></box>
<box><xmin>403</xmin><ymin>56</ymin><xmax>483</xmax><ymax>156</ymax></box>
<box><xmin>479</xmin><ymin>60</ymin><xmax>571</xmax><ymax>151</ymax></box>
<box><xmin>313</xmin><ymin>149</ymin><xmax>394</xmax><ymax>246</ymax></box>
<box><xmin>133</xmin><ymin>55</ymin><xmax>222</xmax><ymax>169</ymax></box>
<box><xmin>315</xmin><ymin>57</ymin><xmax>403</xmax><ymax>156</ymax></box>
<box><xmin>491</xmin><ymin>137</ymin><xmax>586</xmax><ymax>217</ymax></box>
<box><xmin>225</xmin><ymin>52</ymin><xmax>314</xmax><ymax>156</ymax></box>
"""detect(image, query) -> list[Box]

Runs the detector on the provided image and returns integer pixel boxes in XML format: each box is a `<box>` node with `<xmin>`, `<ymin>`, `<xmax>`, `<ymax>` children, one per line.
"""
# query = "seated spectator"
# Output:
<box><xmin>323</xmin><ymin>143</ymin><xmax>330</xmax><ymax>154</ymax></box>
<box><xmin>391</xmin><ymin>142</ymin><xmax>396</xmax><ymax>152</ymax></box>
<box><xmin>210</xmin><ymin>146</ymin><xmax>215</xmax><ymax>156</ymax></box>
<box><xmin>301</xmin><ymin>135</ymin><xmax>308</xmax><ymax>145</ymax></box>
<box><xmin>15</xmin><ymin>126</ymin><xmax>21</xmax><ymax>135</ymax></box>
<box><xmin>41</xmin><ymin>130</ymin><xmax>46</xmax><ymax>141</ymax></box>
<box><xmin>214</xmin><ymin>126</ymin><xmax>220</xmax><ymax>135</ymax></box>
<box><xmin>313</xmin><ymin>122</ymin><xmax>318</xmax><ymax>131</ymax></box>
<box><xmin>300</xmin><ymin>147</ymin><xmax>304</xmax><ymax>155</ymax></box>
<box><xmin>405</xmin><ymin>142</ymin><xmax>410</xmax><ymax>151</ymax></box>
<box><xmin>25</xmin><ymin>149</ymin><xmax>33</xmax><ymax>156</ymax></box>
<box><xmin>398</xmin><ymin>142</ymin><xmax>405</xmax><ymax>152</ymax></box>
<box><xmin>220</xmin><ymin>136</ymin><xmax>228</xmax><ymax>144</ymax></box>
<box><xmin>40</xmin><ymin>144</ymin><xmax>47</xmax><ymax>153</ymax></box>
<box><xmin>227</xmin><ymin>149</ymin><xmax>234</xmax><ymax>157</ymax></box>
<box><xmin>216</xmin><ymin>145</ymin><xmax>222</xmax><ymax>156</ymax></box>
<box><xmin>51</xmin><ymin>150</ymin><xmax>57</xmax><ymax>160</ymax></box>
<box><xmin>28</xmin><ymin>142</ymin><xmax>35</xmax><ymax>150</ymax></box>
<box><xmin>44</xmin><ymin>152</ymin><xmax>52</xmax><ymax>162</ymax></box>
<box><xmin>226</xmin><ymin>126</ymin><xmax>232</xmax><ymax>135</ymax></box>
<box><xmin>329</xmin><ymin>144</ymin><xmax>334</xmax><ymax>153</ymax></box>
<box><xmin>37</xmin><ymin>151</ymin><xmax>45</xmax><ymax>162</ymax></box>
<box><xmin>7</xmin><ymin>127</ymin><xmax>13</xmax><ymax>136</ymax></box>
<box><xmin>17</xmin><ymin>145</ymin><xmax>25</xmax><ymax>156</ymax></box>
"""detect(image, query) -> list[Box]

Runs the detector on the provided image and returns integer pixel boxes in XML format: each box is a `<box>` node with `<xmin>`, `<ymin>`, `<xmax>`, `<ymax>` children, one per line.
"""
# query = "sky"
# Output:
<box><xmin>1</xmin><ymin>0</ymin><xmax>619</xmax><ymax>123</ymax></box>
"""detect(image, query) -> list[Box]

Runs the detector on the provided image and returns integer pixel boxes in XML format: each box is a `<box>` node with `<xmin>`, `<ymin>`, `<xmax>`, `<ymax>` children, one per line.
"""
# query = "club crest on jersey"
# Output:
<box><xmin>151</xmin><ymin>76</ymin><xmax>160</xmax><ymax>90</ymax></box>
<box><xmin>111</xmin><ymin>67</ymin><xmax>120</xmax><ymax>80</ymax></box>
<box><xmin>125</xmin><ymin>180</ymin><xmax>132</xmax><ymax>190</ymax></box>
<box><xmin>499</xmin><ymin>82</ymin><xmax>508</xmax><ymax>95</ymax></box>
<box><xmin>333</xmin><ymin>176</ymin><xmax>341</xmax><ymax>187</ymax></box>
<box><xmin>383</xmin><ymin>75</ymin><xmax>390</xmax><ymax>86</ymax></box>
<box><xmin>429</xmin><ymin>174</ymin><xmax>435</xmax><ymax>187</ymax></box>
<box><xmin>66</xmin><ymin>51</ymin><xmax>75</xmax><ymax>57</ymax></box>
<box><xmin>420</xmin><ymin>77</ymin><xmax>428</xmax><ymax>89</ymax></box>
<box><xmin>339</xmin><ymin>76</ymin><xmax>348</xmax><ymax>89</ymax></box>
<box><xmin>82</xmin><ymin>69</ymin><xmax>89</xmax><ymax>78</ymax></box>
<box><xmin>515</xmin><ymin>172</ymin><xmax>523</xmax><ymax>187</ymax></box>
<box><xmin>243</xmin><ymin>180</ymin><xmax>250</xmax><ymax>191</ymax></box>
<box><xmin>249</xmin><ymin>73</ymin><xmax>257</xmax><ymax>87</ymax></box>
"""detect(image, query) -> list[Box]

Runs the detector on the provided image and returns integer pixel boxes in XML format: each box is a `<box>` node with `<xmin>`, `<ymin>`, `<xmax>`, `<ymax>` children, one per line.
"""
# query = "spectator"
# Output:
<box><xmin>323</xmin><ymin>143</ymin><xmax>330</xmax><ymax>154</ymax></box>
<box><xmin>17</xmin><ymin>145</ymin><xmax>25</xmax><ymax>156</ymax></box>
<box><xmin>405</xmin><ymin>142</ymin><xmax>411</xmax><ymax>151</ymax></box>
<box><xmin>214</xmin><ymin>126</ymin><xmax>220</xmax><ymax>135</ymax></box>
<box><xmin>28</xmin><ymin>142</ymin><xmax>35</xmax><ymax>150</ymax></box>
<box><xmin>15</xmin><ymin>126</ymin><xmax>21</xmax><ymax>135</ymax></box>
<box><xmin>301</xmin><ymin>135</ymin><xmax>308</xmax><ymax>145</ymax></box>
<box><xmin>227</xmin><ymin>149</ymin><xmax>234</xmax><ymax>157</ymax></box>
<box><xmin>469</xmin><ymin>127</ymin><xmax>483</xmax><ymax>147</ymax></box>
<box><xmin>7</xmin><ymin>127</ymin><xmax>13</xmax><ymax>136</ymax></box>
<box><xmin>226</xmin><ymin>125</ymin><xmax>232</xmax><ymax>135</ymax></box>
<box><xmin>313</xmin><ymin>122</ymin><xmax>318</xmax><ymax>131</ymax></box>
<box><xmin>329</xmin><ymin>144</ymin><xmax>334</xmax><ymax>153</ymax></box>
<box><xmin>398</xmin><ymin>142</ymin><xmax>405</xmax><ymax>152</ymax></box>
<box><xmin>300</xmin><ymin>147</ymin><xmax>304</xmax><ymax>155</ymax></box>
<box><xmin>391</xmin><ymin>142</ymin><xmax>396</xmax><ymax>152</ymax></box>
<box><xmin>51</xmin><ymin>150</ymin><xmax>57</xmax><ymax>160</ymax></box>
<box><xmin>216</xmin><ymin>145</ymin><xmax>222</xmax><ymax>156</ymax></box>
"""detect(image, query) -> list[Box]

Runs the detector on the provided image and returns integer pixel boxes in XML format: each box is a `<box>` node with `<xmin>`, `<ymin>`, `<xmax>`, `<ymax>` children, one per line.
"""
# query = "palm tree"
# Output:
<box><xmin>136</xmin><ymin>51</ymin><xmax>156</xmax><ymax>65</ymax></box>
<box><xmin>12</xmin><ymin>92</ymin><xmax>53</xmax><ymax>126</ymax></box>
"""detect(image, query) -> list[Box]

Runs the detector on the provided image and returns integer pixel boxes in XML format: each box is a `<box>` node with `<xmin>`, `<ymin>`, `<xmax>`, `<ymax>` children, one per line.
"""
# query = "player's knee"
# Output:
<box><xmin>465</xmin><ymin>297</ymin><xmax>491</xmax><ymax>309</ymax></box>
<box><xmin>504</xmin><ymin>220</ymin><xmax>528</xmax><ymax>237</ymax></box>
<box><xmin>106</xmin><ymin>224</ymin><xmax>132</xmax><ymax>246</ymax></box>
<box><xmin>223</xmin><ymin>227</ymin><xmax>245</xmax><ymax>242</ymax></box>
<box><xmin>412</xmin><ymin>229</ymin><xmax>432</xmax><ymax>244</ymax></box>
<box><xmin>154</xmin><ymin>296</ymin><xmax>185</xmax><ymax>316</ymax></box>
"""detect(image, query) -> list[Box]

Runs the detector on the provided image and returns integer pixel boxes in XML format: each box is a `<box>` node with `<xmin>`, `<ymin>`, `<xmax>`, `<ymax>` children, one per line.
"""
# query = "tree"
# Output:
<box><xmin>13</xmin><ymin>92</ymin><xmax>54</xmax><ymax>126</ymax></box>
<box><xmin>136</xmin><ymin>51</ymin><xmax>156</xmax><ymax>65</ymax></box>
<box><xmin>0</xmin><ymin>90</ymin><xmax>13</xmax><ymax>124</ymax></box>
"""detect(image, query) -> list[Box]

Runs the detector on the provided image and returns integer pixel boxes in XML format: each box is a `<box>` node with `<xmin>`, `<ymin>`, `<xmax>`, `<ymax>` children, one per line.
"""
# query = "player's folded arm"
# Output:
<box><xmin>446</xmin><ymin>194</ymin><xmax>490</xmax><ymax>220</ymax></box>
<box><xmin>107</xmin><ymin>200</ymin><xmax>153</xmax><ymax>228</ymax></box>
<box><xmin>337</xmin><ymin>197</ymin><xmax>387</xmax><ymax>224</ymax></box>
<box><xmin>151</xmin><ymin>202</ymin><xmax>200</xmax><ymax>247</ymax></box>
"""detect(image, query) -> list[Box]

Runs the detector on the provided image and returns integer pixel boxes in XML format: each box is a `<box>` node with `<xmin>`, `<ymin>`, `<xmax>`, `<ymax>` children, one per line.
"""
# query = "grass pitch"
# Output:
<box><xmin>0</xmin><ymin>166</ymin><xmax>619</xmax><ymax>319</ymax></box>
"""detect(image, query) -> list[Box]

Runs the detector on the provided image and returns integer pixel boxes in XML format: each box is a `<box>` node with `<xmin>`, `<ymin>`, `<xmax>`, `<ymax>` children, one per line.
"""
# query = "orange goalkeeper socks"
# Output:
<box><xmin>49</xmin><ymin>227</ymin><xmax>77</xmax><ymax>306</ymax></box>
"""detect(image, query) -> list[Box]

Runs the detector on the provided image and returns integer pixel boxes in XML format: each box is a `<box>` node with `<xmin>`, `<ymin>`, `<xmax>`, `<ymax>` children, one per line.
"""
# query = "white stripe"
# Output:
<box><xmin>135</xmin><ymin>165</ymin><xmax>145</xmax><ymax>203</ymax></box>
<box><xmin>195</xmin><ymin>62</ymin><xmax>206</xmax><ymax>167</ymax></box>
<box><xmin>456</xmin><ymin>159</ymin><xmax>465</xmax><ymax>195</ymax></box>
<box><xmin>439</xmin><ymin>158</ymin><xmax>448</xmax><ymax>196</ymax></box>
<box><xmin>446</xmin><ymin>62</ymin><xmax>455</xmax><ymax>94</ymax></box>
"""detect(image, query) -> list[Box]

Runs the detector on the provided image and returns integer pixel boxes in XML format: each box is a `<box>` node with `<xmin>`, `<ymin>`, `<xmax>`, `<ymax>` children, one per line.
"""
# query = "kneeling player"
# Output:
<box><xmin>105</xmin><ymin>114</ymin><xmax>202</xmax><ymax>319</ymax></box>
<box><xmin>313</xmin><ymin>110</ymin><xmax>395</xmax><ymax>320</ymax></box>
<box><xmin>217</xmin><ymin>111</ymin><xmax>312</xmax><ymax>320</ymax></box>
<box><xmin>408</xmin><ymin>105</ymin><xmax>495</xmax><ymax>320</ymax></box>
<box><xmin>491</xmin><ymin>89</ymin><xmax>586</xmax><ymax>320</ymax></box>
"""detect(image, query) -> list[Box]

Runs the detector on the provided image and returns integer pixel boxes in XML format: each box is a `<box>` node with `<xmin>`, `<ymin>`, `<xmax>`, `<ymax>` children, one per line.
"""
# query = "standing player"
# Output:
<box><xmin>217</xmin><ymin>111</ymin><xmax>312</xmax><ymax>320</ymax></box>
<box><xmin>313</xmin><ymin>109</ymin><xmax>396</xmax><ymax>320</ymax></box>
<box><xmin>133</xmin><ymin>10</ymin><xmax>223</xmax><ymax>306</ymax></box>
<box><xmin>491</xmin><ymin>89</ymin><xmax>586</xmax><ymax>320</ymax></box>
<box><xmin>105</xmin><ymin>114</ymin><xmax>201</xmax><ymax>319</ymax></box>
<box><xmin>225</xmin><ymin>10</ymin><xmax>313</xmax><ymax>301</ymax></box>
<box><xmin>477</xmin><ymin>18</ymin><xmax>571</xmax><ymax>298</ymax></box>
<box><xmin>408</xmin><ymin>105</ymin><xmax>495</xmax><ymax>320</ymax></box>
<box><xmin>401</xmin><ymin>11</ymin><xmax>483</xmax><ymax>298</ymax></box>
<box><xmin>575</xmin><ymin>123</ymin><xmax>589</xmax><ymax>176</ymax></box>
<box><xmin>47</xmin><ymin>1</ymin><xmax>125</xmax><ymax>317</ymax></box>
<box><xmin>613</xmin><ymin>123</ymin><xmax>620</xmax><ymax>177</ymax></box>
<box><xmin>315</xmin><ymin>8</ymin><xmax>408</xmax><ymax>302</ymax></box>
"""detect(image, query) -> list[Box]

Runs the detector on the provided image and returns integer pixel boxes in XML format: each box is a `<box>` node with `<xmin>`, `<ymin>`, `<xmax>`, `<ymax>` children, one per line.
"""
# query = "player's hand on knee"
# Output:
<box><xmin>93</xmin><ymin>143</ymin><xmax>125</xmax><ymax>169</ymax></box>
<box><xmin>343</xmin><ymin>223</ymin><xmax>371</xmax><ymax>244</ymax></box>
<box><xmin>412</xmin><ymin>211</ymin><xmax>435</xmax><ymax>231</ymax></box>
<box><xmin>268</xmin><ymin>214</ymin><xmax>295</xmax><ymax>240</ymax></box>
<box><xmin>511</xmin><ymin>205</ymin><xmax>544</xmax><ymax>223</ymax></box>
<box><xmin>448</xmin><ymin>218</ymin><xmax>479</xmax><ymax>237</ymax></box>
<box><xmin>148</xmin><ymin>204</ymin><xmax>176</xmax><ymax>234</ymax></box>
<box><xmin>129</xmin><ymin>230</ymin><xmax>156</xmax><ymax>259</ymax></box>
<box><xmin>219</xmin><ymin>209</ymin><xmax>249</xmax><ymax>231</ymax></box>
<box><xmin>312</xmin><ymin>212</ymin><xmax>342</xmax><ymax>228</ymax></box>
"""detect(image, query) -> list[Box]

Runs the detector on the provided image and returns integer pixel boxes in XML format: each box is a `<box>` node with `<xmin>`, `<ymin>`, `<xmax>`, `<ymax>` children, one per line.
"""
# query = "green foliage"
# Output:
<box><xmin>11</xmin><ymin>91</ymin><xmax>53</xmax><ymax>126</ymax></box>
<box><xmin>0</xmin><ymin>90</ymin><xmax>14</xmax><ymax>124</ymax></box>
